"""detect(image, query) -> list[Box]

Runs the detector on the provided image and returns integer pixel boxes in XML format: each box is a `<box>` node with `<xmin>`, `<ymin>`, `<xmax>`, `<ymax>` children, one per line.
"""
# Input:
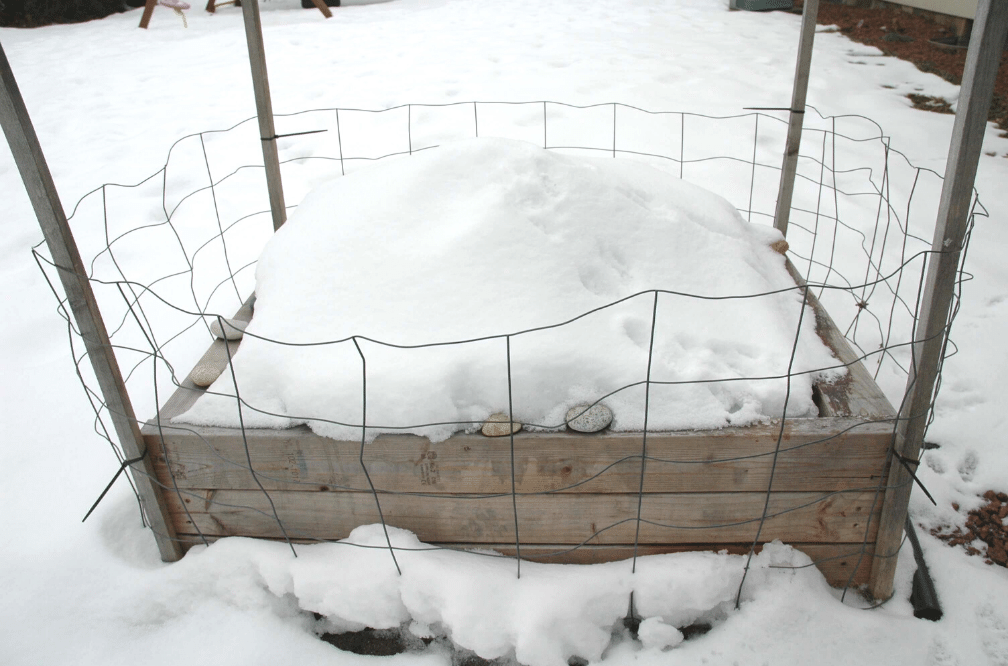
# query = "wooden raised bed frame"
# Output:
<box><xmin>143</xmin><ymin>261</ymin><xmax>897</xmax><ymax>588</ymax></box>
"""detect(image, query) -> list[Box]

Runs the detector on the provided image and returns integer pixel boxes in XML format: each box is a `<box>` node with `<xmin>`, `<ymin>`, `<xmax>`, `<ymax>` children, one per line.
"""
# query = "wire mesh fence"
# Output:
<box><xmin>33</xmin><ymin>100</ymin><xmax>983</xmax><ymax>603</ymax></box>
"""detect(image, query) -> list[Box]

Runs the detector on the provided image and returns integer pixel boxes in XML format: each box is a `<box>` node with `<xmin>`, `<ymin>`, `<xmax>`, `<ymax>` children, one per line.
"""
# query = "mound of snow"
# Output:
<box><xmin>164</xmin><ymin>526</ymin><xmax>829</xmax><ymax>666</ymax></box>
<box><xmin>179</xmin><ymin>138</ymin><xmax>840</xmax><ymax>441</ymax></box>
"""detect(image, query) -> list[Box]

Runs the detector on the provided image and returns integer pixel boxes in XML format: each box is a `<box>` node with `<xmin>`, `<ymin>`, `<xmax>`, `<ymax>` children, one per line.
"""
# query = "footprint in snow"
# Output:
<box><xmin>925</xmin><ymin>634</ymin><xmax>960</xmax><ymax>666</ymax></box>
<box><xmin>957</xmin><ymin>450</ymin><xmax>979</xmax><ymax>483</ymax></box>
<box><xmin>976</xmin><ymin>602</ymin><xmax>1008</xmax><ymax>666</ymax></box>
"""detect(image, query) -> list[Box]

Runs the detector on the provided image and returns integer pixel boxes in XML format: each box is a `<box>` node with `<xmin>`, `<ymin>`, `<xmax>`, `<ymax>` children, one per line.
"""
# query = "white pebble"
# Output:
<box><xmin>565</xmin><ymin>403</ymin><xmax>613</xmax><ymax>433</ymax></box>
<box><xmin>209</xmin><ymin>317</ymin><xmax>249</xmax><ymax>341</ymax></box>
<box><xmin>189</xmin><ymin>342</ymin><xmax>232</xmax><ymax>387</ymax></box>
<box><xmin>481</xmin><ymin>413</ymin><xmax>522</xmax><ymax>437</ymax></box>
<box><xmin>190</xmin><ymin>364</ymin><xmax>222</xmax><ymax>388</ymax></box>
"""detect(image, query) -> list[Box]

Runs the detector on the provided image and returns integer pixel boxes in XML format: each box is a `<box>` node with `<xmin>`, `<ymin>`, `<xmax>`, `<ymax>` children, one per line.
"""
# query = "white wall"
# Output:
<box><xmin>888</xmin><ymin>0</ymin><xmax>976</xmax><ymax>20</ymax></box>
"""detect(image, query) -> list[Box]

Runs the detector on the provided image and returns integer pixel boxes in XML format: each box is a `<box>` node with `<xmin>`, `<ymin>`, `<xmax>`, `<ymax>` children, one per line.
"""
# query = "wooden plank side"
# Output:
<box><xmin>153</xmin><ymin>338</ymin><xmax>242</xmax><ymax>420</ymax></box>
<box><xmin>785</xmin><ymin>259</ymin><xmax>897</xmax><ymax>420</ymax></box>
<box><xmin>145</xmin><ymin>295</ymin><xmax>254</xmax><ymax>423</ymax></box>
<box><xmin>165</xmin><ymin>490</ymin><xmax>881</xmax><ymax>546</ymax></box>
<box><xmin>146</xmin><ymin>418</ymin><xmax>892</xmax><ymax>494</ymax></box>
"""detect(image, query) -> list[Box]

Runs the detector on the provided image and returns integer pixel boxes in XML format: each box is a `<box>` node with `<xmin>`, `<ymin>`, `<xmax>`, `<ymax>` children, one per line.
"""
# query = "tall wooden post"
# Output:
<box><xmin>240</xmin><ymin>0</ymin><xmax>287</xmax><ymax>231</ymax></box>
<box><xmin>773</xmin><ymin>0</ymin><xmax>819</xmax><ymax>238</ymax></box>
<box><xmin>0</xmin><ymin>41</ymin><xmax>184</xmax><ymax>561</ymax></box>
<box><xmin>869</xmin><ymin>0</ymin><xmax>1008</xmax><ymax>600</ymax></box>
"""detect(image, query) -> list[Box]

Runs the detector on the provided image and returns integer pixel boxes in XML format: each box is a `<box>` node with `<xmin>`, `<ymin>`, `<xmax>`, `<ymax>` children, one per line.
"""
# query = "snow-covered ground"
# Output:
<box><xmin>2</xmin><ymin>1</ymin><xmax>1008</xmax><ymax>664</ymax></box>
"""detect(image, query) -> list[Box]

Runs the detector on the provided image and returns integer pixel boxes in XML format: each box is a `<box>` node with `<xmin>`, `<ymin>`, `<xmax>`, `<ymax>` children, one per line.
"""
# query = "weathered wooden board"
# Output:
<box><xmin>785</xmin><ymin>259</ymin><xmax>896</xmax><ymax>421</ymax></box>
<box><xmin>147</xmin><ymin>419</ymin><xmax>892</xmax><ymax>494</ymax></box>
<box><xmin>164</xmin><ymin>489</ymin><xmax>880</xmax><ymax>545</ymax></box>
<box><xmin>153</xmin><ymin>296</ymin><xmax>254</xmax><ymax>420</ymax></box>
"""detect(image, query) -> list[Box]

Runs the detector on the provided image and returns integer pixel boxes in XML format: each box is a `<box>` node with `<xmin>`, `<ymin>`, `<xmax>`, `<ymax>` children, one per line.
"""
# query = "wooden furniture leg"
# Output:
<box><xmin>139</xmin><ymin>0</ymin><xmax>157</xmax><ymax>28</ymax></box>
<box><xmin>207</xmin><ymin>0</ymin><xmax>243</xmax><ymax>12</ymax></box>
<box><xmin>310</xmin><ymin>0</ymin><xmax>333</xmax><ymax>19</ymax></box>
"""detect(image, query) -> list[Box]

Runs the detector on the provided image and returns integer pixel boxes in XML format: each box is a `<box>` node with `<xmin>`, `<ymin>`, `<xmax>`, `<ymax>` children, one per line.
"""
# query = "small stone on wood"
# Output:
<box><xmin>482</xmin><ymin>413</ymin><xmax>522</xmax><ymax>437</ymax></box>
<box><xmin>565</xmin><ymin>403</ymin><xmax>613</xmax><ymax>433</ymax></box>
<box><xmin>209</xmin><ymin>317</ymin><xmax>248</xmax><ymax>341</ymax></box>
<box><xmin>189</xmin><ymin>342</ymin><xmax>232</xmax><ymax>387</ymax></box>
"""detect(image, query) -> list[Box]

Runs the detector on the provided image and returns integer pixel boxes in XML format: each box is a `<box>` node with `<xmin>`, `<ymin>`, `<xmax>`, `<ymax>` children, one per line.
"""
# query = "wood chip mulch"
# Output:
<box><xmin>931</xmin><ymin>490</ymin><xmax>1008</xmax><ymax>567</ymax></box>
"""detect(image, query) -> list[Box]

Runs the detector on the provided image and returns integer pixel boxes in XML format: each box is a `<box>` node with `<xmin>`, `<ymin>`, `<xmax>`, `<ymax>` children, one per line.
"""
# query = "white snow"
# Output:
<box><xmin>636</xmin><ymin>617</ymin><xmax>684</xmax><ymax>651</ymax></box>
<box><xmin>3</xmin><ymin>1</ymin><xmax>1008</xmax><ymax>665</ymax></box>
<box><xmin>178</xmin><ymin>137</ymin><xmax>837</xmax><ymax>441</ymax></box>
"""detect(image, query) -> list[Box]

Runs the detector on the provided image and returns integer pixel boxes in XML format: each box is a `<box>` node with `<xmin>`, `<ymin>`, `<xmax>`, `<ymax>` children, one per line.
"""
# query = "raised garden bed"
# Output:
<box><xmin>142</xmin><ymin>259</ymin><xmax>896</xmax><ymax>588</ymax></box>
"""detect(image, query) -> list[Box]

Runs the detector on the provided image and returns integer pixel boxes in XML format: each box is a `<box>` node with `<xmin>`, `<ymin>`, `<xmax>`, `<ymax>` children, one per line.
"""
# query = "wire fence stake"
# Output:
<box><xmin>773</xmin><ymin>0</ymin><xmax>819</xmax><ymax>238</ymax></box>
<box><xmin>869</xmin><ymin>0</ymin><xmax>1008</xmax><ymax>601</ymax></box>
<box><xmin>0</xmin><ymin>42</ymin><xmax>183</xmax><ymax>560</ymax></box>
<box><xmin>240</xmin><ymin>0</ymin><xmax>287</xmax><ymax>231</ymax></box>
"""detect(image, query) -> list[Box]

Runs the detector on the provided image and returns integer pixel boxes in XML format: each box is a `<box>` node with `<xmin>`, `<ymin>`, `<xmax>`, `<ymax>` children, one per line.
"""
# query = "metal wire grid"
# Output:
<box><xmin>33</xmin><ymin>100</ymin><xmax>983</xmax><ymax>606</ymax></box>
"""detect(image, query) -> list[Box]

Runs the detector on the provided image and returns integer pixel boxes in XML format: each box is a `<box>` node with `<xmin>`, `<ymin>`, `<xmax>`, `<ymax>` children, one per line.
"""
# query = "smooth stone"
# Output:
<box><xmin>209</xmin><ymin>317</ymin><xmax>248</xmax><ymax>341</ymax></box>
<box><xmin>481</xmin><ymin>412</ymin><xmax>522</xmax><ymax>437</ymax></box>
<box><xmin>189</xmin><ymin>342</ymin><xmax>231</xmax><ymax>387</ymax></box>
<box><xmin>565</xmin><ymin>403</ymin><xmax>612</xmax><ymax>433</ymax></box>
<box><xmin>770</xmin><ymin>238</ymin><xmax>789</xmax><ymax>255</ymax></box>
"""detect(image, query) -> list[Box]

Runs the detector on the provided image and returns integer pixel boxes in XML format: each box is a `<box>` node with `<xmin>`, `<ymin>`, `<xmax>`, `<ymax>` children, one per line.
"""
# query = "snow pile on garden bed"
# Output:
<box><xmin>179</xmin><ymin>138</ymin><xmax>841</xmax><ymax>441</ymax></box>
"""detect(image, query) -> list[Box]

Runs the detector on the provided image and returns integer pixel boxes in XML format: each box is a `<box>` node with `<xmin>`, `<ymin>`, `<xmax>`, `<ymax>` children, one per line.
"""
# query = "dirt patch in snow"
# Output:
<box><xmin>931</xmin><ymin>490</ymin><xmax>1008</xmax><ymax>567</ymax></box>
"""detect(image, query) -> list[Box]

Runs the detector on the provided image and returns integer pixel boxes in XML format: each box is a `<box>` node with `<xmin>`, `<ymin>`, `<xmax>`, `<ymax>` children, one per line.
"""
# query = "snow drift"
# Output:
<box><xmin>173</xmin><ymin>525</ymin><xmax>830</xmax><ymax>666</ymax></box>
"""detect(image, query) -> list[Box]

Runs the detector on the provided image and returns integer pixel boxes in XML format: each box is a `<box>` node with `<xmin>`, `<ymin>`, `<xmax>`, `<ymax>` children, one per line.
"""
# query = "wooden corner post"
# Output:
<box><xmin>869</xmin><ymin>0</ymin><xmax>1008</xmax><ymax>600</ymax></box>
<box><xmin>0</xmin><ymin>41</ymin><xmax>184</xmax><ymax>561</ymax></box>
<box><xmin>773</xmin><ymin>0</ymin><xmax>819</xmax><ymax>238</ymax></box>
<box><xmin>240</xmin><ymin>0</ymin><xmax>287</xmax><ymax>231</ymax></box>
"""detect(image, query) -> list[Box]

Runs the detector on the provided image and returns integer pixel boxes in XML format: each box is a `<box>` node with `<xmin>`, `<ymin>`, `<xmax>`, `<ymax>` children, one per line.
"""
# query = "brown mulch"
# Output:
<box><xmin>792</xmin><ymin>1</ymin><xmax>1008</xmax><ymax>136</ymax></box>
<box><xmin>931</xmin><ymin>490</ymin><xmax>1008</xmax><ymax>567</ymax></box>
